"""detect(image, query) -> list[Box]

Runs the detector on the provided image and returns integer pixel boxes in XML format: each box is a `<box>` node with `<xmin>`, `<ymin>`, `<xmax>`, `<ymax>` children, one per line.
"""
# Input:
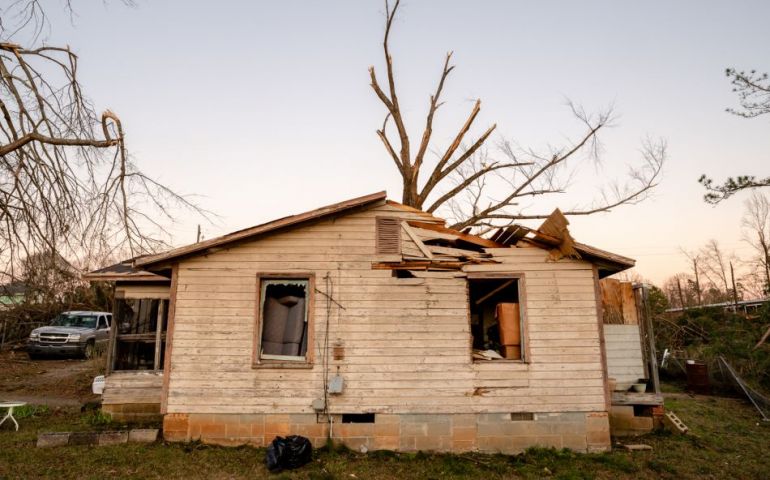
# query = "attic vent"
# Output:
<box><xmin>376</xmin><ymin>217</ymin><xmax>401</xmax><ymax>255</ymax></box>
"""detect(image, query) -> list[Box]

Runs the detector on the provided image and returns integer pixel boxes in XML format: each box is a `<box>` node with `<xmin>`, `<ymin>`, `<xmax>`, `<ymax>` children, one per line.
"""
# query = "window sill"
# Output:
<box><xmin>472</xmin><ymin>359</ymin><xmax>528</xmax><ymax>364</ymax></box>
<box><xmin>252</xmin><ymin>361</ymin><xmax>314</xmax><ymax>370</ymax></box>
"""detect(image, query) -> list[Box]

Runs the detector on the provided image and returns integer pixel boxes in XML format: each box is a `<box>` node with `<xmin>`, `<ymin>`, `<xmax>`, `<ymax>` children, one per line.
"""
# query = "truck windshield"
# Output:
<box><xmin>52</xmin><ymin>314</ymin><xmax>97</xmax><ymax>328</ymax></box>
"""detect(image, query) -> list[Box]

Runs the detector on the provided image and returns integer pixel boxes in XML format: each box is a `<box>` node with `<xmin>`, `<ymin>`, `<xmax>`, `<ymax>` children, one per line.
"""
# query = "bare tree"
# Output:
<box><xmin>742</xmin><ymin>192</ymin><xmax>770</xmax><ymax>296</ymax></box>
<box><xmin>0</xmin><ymin>2</ymin><xmax>207</xmax><ymax>280</ymax></box>
<box><xmin>699</xmin><ymin>239</ymin><xmax>734</xmax><ymax>295</ymax></box>
<box><xmin>369</xmin><ymin>0</ymin><xmax>665</xmax><ymax>231</ymax></box>
<box><xmin>698</xmin><ymin>67</ymin><xmax>769</xmax><ymax>203</ymax></box>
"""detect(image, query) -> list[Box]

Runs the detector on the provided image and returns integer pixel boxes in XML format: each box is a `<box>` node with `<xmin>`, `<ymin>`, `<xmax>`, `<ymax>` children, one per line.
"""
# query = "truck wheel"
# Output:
<box><xmin>83</xmin><ymin>341</ymin><xmax>95</xmax><ymax>360</ymax></box>
<box><xmin>28</xmin><ymin>353</ymin><xmax>41</xmax><ymax>360</ymax></box>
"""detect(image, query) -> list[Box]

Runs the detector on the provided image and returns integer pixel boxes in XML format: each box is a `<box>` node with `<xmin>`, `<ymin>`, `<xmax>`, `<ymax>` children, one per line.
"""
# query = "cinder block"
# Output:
<box><xmin>372</xmin><ymin>435</ymin><xmax>400</xmax><ymax>451</ymax></box>
<box><xmin>610</xmin><ymin>406</ymin><xmax>635</xmax><ymax>417</ymax></box>
<box><xmin>452</xmin><ymin>426</ymin><xmax>477</xmax><ymax>442</ymax></box>
<box><xmin>426</xmin><ymin>421</ymin><xmax>451</xmax><ymax>437</ymax></box>
<box><xmin>98</xmin><ymin>431</ymin><xmax>128</xmax><ymax>446</ymax></box>
<box><xmin>37</xmin><ymin>432</ymin><xmax>70</xmax><ymax>448</ymax></box>
<box><xmin>414</xmin><ymin>434</ymin><xmax>450</xmax><ymax>452</ymax></box>
<box><xmin>561</xmin><ymin>434</ymin><xmax>588</xmax><ymax>452</ymax></box>
<box><xmin>289</xmin><ymin>414</ymin><xmax>316</xmax><ymax>424</ymax></box>
<box><xmin>200</xmin><ymin>422</ymin><xmax>226</xmax><ymax>438</ymax></box>
<box><xmin>69</xmin><ymin>432</ymin><xmax>98</xmax><ymax>446</ymax></box>
<box><xmin>451</xmin><ymin>413</ymin><xmax>477</xmax><ymax>427</ymax></box>
<box><xmin>128</xmin><ymin>429</ymin><xmax>159</xmax><ymax>443</ymax></box>
<box><xmin>374</xmin><ymin>422</ymin><xmax>399</xmax><ymax>437</ymax></box>
<box><xmin>225</xmin><ymin>422</ymin><xmax>251</xmax><ymax>439</ymax></box>
<box><xmin>452</xmin><ymin>439</ymin><xmax>476</xmax><ymax>452</ymax></box>
<box><xmin>400</xmin><ymin>422</ymin><xmax>428</xmax><ymax>437</ymax></box>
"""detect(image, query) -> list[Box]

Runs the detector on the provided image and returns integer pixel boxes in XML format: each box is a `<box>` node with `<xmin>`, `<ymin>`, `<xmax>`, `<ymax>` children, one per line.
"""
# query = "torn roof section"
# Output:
<box><xmin>122</xmin><ymin>191</ymin><xmax>632</xmax><ymax>278</ymax></box>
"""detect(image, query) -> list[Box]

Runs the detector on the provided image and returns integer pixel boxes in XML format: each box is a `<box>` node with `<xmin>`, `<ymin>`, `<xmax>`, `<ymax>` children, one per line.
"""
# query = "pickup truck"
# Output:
<box><xmin>27</xmin><ymin>311</ymin><xmax>112</xmax><ymax>359</ymax></box>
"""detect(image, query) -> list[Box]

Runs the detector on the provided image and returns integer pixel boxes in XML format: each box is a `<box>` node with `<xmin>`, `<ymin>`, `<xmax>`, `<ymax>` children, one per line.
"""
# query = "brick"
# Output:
<box><xmin>37</xmin><ymin>432</ymin><xmax>70</xmax><ymax>448</ymax></box>
<box><xmin>163</xmin><ymin>413</ymin><xmax>190</xmax><ymax>439</ymax></box>
<box><xmin>128</xmin><ymin>429</ymin><xmax>159</xmax><ymax>443</ymax></box>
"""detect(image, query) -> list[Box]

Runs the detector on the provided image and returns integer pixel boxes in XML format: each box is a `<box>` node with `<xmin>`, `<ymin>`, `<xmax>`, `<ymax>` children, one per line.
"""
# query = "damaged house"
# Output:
<box><xmin>85</xmin><ymin>191</ymin><xmax>656</xmax><ymax>453</ymax></box>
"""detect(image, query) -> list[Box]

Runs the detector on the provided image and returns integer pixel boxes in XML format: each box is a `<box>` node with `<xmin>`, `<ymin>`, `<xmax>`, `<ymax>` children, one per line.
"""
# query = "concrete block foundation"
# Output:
<box><xmin>162</xmin><ymin>411</ymin><xmax>611</xmax><ymax>454</ymax></box>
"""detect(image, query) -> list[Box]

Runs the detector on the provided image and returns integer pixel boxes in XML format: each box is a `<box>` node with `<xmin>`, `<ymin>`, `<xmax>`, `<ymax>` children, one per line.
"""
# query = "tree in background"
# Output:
<box><xmin>370</xmin><ymin>0</ymin><xmax>665</xmax><ymax>231</ymax></box>
<box><xmin>742</xmin><ymin>192</ymin><xmax>770</xmax><ymax>296</ymax></box>
<box><xmin>0</xmin><ymin>1</ymin><xmax>207</xmax><ymax>283</ymax></box>
<box><xmin>699</xmin><ymin>68</ymin><xmax>769</xmax><ymax>203</ymax></box>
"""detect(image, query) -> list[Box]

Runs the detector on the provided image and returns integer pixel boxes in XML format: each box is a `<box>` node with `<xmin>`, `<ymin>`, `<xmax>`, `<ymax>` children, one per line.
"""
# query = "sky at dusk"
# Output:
<box><xmin>23</xmin><ymin>0</ymin><xmax>770</xmax><ymax>285</ymax></box>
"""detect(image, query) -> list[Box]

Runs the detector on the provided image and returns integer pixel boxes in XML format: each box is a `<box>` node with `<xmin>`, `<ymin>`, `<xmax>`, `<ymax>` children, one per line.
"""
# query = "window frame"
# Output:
<box><xmin>107</xmin><ymin>298</ymin><xmax>168</xmax><ymax>373</ymax></box>
<box><xmin>253</xmin><ymin>272</ymin><xmax>315</xmax><ymax>369</ymax></box>
<box><xmin>467</xmin><ymin>272</ymin><xmax>529</xmax><ymax>363</ymax></box>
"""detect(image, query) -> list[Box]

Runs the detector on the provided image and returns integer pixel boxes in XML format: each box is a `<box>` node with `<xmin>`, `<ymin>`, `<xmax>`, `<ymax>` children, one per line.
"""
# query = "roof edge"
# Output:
<box><xmin>136</xmin><ymin>191</ymin><xmax>387</xmax><ymax>268</ymax></box>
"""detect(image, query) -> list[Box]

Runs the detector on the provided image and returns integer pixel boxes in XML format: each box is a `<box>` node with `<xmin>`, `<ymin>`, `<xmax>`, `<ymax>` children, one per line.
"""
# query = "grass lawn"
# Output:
<box><xmin>1</xmin><ymin>393</ymin><xmax>768</xmax><ymax>479</ymax></box>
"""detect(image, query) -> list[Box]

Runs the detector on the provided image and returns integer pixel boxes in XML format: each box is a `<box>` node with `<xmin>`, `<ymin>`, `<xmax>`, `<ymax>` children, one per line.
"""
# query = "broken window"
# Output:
<box><xmin>257</xmin><ymin>278</ymin><xmax>311</xmax><ymax>363</ymax></box>
<box><xmin>112</xmin><ymin>298</ymin><xmax>168</xmax><ymax>371</ymax></box>
<box><xmin>468</xmin><ymin>277</ymin><xmax>525</xmax><ymax>361</ymax></box>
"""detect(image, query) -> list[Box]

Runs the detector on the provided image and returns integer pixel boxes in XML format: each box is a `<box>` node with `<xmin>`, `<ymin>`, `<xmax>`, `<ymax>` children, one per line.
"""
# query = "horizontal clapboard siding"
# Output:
<box><xmin>103</xmin><ymin>371</ymin><xmax>163</xmax><ymax>405</ymax></box>
<box><xmin>165</xmin><ymin>204</ymin><xmax>606</xmax><ymax>415</ymax></box>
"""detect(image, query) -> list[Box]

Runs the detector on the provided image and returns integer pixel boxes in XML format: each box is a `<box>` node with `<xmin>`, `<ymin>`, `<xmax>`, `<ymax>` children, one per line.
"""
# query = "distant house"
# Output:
<box><xmin>86</xmin><ymin>191</ymin><xmax>659</xmax><ymax>453</ymax></box>
<box><xmin>0</xmin><ymin>281</ymin><xmax>29</xmax><ymax>308</ymax></box>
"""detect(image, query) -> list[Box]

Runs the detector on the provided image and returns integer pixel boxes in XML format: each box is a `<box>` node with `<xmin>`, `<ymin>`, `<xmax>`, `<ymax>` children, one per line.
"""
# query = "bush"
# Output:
<box><xmin>656</xmin><ymin>304</ymin><xmax>770</xmax><ymax>393</ymax></box>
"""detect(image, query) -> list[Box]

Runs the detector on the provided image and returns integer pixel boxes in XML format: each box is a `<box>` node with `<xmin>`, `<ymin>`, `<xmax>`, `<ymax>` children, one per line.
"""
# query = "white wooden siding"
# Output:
<box><xmin>603</xmin><ymin>324</ymin><xmax>645</xmax><ymax>383</ymax></box>
<box><xmin>165</xmin><ymin>204</ymin><xmax>606</xmax><ymax>415</ymax></box>
<box><xmin>103</xmin><ymin>371</ymin><xmax>163</xmax><ymax>405</ymax></box>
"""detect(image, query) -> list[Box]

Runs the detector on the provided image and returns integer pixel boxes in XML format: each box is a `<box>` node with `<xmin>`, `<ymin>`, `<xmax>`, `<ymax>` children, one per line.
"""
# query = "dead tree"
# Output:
<box><xmin>369</xmin><ymin>0</ymin><xmax>665</xmax><ymax>231</ymax></box>
<box><xmin>742</xmin><ymin>192</ymin><xmax>770</xmax><ymax>295</ymax></box>
<box><xmin>0</xmin><ymin>3</ymin><xmax>206</xmax><ymax>280</ymax></box>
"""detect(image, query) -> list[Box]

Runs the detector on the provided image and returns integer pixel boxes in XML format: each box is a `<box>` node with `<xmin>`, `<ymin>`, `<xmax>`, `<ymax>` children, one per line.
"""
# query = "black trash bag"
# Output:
<box><xmin>266</xmin><ymin>435</ymin><xmax>313</xmax><ymax>472</ymax></box>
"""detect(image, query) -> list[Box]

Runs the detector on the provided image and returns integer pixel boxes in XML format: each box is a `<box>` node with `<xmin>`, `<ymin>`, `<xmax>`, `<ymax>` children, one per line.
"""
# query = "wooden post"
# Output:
<box><xmin>730</xmin><ymin>261</ymin><xmax>739</xmax><ymax>312</ymax></box>
<box><xmin>105</xmin><ymin>286</ymin><xmax>118</xmax><ymax>375</ymax></box>
<box><xmin>641</xmin><ymin>285</ymin><xmax>661</xmax><ymax>394</ymax></box>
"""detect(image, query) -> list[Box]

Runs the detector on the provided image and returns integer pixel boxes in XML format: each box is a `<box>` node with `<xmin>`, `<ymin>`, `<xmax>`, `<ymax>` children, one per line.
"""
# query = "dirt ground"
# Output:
<box><xmin>0</xmin><ymin>347</ymin><xmax>104</xmax><ymax>406</ymax></box>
